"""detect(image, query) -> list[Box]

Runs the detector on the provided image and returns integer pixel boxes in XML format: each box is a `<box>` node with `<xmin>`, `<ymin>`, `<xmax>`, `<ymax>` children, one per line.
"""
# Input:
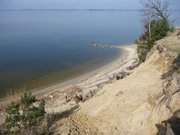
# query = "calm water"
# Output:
<box><xmin>0</xmin><ymin>10</ymin><xmax>180</xmax><ymax>97</ymax></box>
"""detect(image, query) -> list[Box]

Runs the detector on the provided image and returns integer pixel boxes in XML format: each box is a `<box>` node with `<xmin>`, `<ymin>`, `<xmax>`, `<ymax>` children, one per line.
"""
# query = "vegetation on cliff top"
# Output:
<box><xmin>136</xmin><ymin>0</ymin><xmax>174</xmax><ymax>63</ymax></box>
<box><xmin>0</xmin><ymin>92</ymin><xmax>50</xmax><ymax>135</ymax></box>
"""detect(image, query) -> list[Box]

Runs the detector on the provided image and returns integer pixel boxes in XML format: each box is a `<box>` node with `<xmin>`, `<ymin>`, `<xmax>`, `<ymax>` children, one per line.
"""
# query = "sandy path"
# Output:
<box><xmin>74</xmin><ymin>48</ymin><xmax>164</xmax><ymax>135</ymax></box>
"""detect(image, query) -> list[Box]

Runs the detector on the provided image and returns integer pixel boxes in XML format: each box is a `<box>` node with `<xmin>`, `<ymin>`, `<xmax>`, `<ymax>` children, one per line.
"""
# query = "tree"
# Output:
<box><xmin>137</xmin><ymin>0</ymin><xmax>172</xmax><ymax>62</ymax></box>
<box><xmin>142</xmin><ymin>0</ymin><xmax>169</xmax><ymax>21</ymax></box>
<box><xmin>142</xmin><ymin>0</ymin><xmax>170</xmax><ymax>40</ymax></box>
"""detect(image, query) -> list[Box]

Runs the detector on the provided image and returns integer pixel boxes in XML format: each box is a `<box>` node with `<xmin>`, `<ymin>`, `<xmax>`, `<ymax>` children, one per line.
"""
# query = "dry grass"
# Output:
<box><xmin>161</xmin><ymin>29</ymin><xmax>180</xmax><ymax>54</ymax></box>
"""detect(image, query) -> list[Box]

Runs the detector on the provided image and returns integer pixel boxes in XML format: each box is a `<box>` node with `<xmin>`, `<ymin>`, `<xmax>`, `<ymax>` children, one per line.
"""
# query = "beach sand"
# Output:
<box><xmin>35</xmin><ymin>44</ymin><xmax>137</xmax><ymax>97</ymax></box>
<box><xmin>0</xmin><ymin>44</ymin><xmax>137</xmax><ymax>107</ymax></box>
<box><xmin>0</xmin><ymin>44</ymin><xmax>137</xmax><ymax>125</ymax></box>
<box><xmin>43</xmin><ymin>44</ymin><xmax>138</xmax><ymax>114</ymax></box>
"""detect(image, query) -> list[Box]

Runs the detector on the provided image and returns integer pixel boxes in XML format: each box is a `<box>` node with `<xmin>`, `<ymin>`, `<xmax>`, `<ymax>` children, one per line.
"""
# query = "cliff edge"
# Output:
<box><xmin>52</xmin><ymin>29</ymin><xmax>180</xmax><ymax>135</ymax></box>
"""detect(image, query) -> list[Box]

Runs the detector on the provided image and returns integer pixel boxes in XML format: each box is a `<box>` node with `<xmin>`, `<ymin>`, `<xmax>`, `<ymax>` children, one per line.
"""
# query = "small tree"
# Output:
<box><xmin>137</xmin><ymin>0</ymin><xmax>173</xmax><ymax>62</ymax></box>
<box><xmin>142</xmin><ymin>0</ymin><xmax>169</xmax><ymax>21</ymax></box>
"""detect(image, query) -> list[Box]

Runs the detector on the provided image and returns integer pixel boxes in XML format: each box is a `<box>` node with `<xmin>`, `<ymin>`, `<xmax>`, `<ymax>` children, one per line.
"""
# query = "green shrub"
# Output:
<box><xmin>21</xmin><ymin>92</ymin><xmax>36</xmax><ymax>107</ymax></box>
<box><xmin>150</xmin><ymin>19</ymin><xmax>169</xmax><ymax>42</ymax></box>
<box><xmin>4</xmin><ymin>92</ymin><xmax>46</xmax><ymax>135</ymax></box>
<box><xmin>5</xmin><ymin>103</ymin><xmax>20</xmax><ymax>134</ymax></box>
<box><xmin>137</xmin><ymin>19</ymin><xmax>171</xmax><ymax>62</ymax></box>
<box><xmin>137</xmin><ymin>43</ymin><xmax>151</xmax><ymax>63</ymax></box>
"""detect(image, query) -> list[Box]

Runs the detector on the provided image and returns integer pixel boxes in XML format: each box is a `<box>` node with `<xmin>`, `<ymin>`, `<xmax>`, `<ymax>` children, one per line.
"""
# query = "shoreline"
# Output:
<box><xmin>43</xmin><ymin>44</ymin><xmax>138</xmax><ymax>114</ymax></box>
<box><xmin>0</xmin><ymin>44</ymin><xmax>138</xmax><ymax>125</ymax></box>
<box><xmin>0</xmin><ymin>44</ymin><xmax>137</xmax><ymax>105</ymax></box>
<box><xmin>34</xmin><ymin>44</ymin><xmax>137</xmax><ymax>97</ymax></box>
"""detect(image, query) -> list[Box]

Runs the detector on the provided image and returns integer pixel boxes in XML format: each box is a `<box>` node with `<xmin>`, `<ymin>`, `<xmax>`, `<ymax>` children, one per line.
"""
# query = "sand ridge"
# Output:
<box><xmin>67</xmin><ymin>45</ymin><xmax>167</xmax><ymax>135</ymax></box>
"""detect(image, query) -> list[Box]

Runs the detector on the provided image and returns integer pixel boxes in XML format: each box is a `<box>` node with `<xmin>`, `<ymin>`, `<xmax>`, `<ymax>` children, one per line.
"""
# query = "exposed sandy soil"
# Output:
<box><xmin>74</xmin><ymin>53</ymin><xmax>164</xmax><ymax>135</ymax></box>
<box><xmin>1</xmin><ymin>29</ymin><xmax>180</xmax><ymax>134</ymax></box>
<box><xmin>64</xmin><ymin>39</ymin><xmax>180</xmax><ymax>135</ymax></box>
<box><xmin>61</xmin><ymin>30</ymin><xmax>180</xmax><ymax>135</ymax></box>
<box><xmin>159</xmin><ymin>28</ymin><xmax>180</xmax><ymax>53</ymax></box>
<box><xmin>52</xmin><ymin>44</ymin><xmax>166</xmax><ymax>135</ymax></box>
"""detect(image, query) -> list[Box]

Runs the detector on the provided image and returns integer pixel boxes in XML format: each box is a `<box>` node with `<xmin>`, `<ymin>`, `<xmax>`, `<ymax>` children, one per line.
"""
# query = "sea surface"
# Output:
<box><xmin>0</xmin><ymin>9</ymin><xmax>180</xmax><ymax>97</ymax></box>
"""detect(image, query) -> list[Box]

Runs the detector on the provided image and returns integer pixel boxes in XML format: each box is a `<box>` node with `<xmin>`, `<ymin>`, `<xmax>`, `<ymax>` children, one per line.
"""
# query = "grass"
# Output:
<box><xmin>159</xmin><ymin>29</ymin><xmax>180</xmax><ymax>54</ymax></box>
<box><xmin>169</xmin><ymin>46</ymin><xmax>180</xmax><ymax>53</ymax></box>
<box><xmin>165</xmin><ymin>43</ymin><xmax>180</xmax><ymax>54</ymax></box>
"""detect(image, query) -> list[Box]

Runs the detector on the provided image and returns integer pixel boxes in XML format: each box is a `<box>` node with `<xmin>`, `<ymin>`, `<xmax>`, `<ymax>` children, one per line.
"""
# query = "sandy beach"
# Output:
<box><xmin>42</xmin><ymin>44</ymin><xmax>138</xmax><ymax>114</ymax></box>
<box><xmin>35</xmin><ymin>44</ymin><xmax>137</xmax><ymax>97</ymax></box>
<box><xmin>0</xmin><ymin>44</ymin><xmax>137</xmax><ymax>105</ymax></box>
<box><xmin>0</xmin><ymin>44</ymin><xmax>137</xmax><ymax>126</ymax></box>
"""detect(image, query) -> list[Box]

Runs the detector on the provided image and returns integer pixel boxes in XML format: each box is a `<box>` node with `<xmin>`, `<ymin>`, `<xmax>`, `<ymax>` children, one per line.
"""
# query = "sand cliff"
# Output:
<box><xmin>51</xmin><ymin>30</ymin><xmax>180</xmax><ymax>135</ymax></box>
<box><xmin>1</xmin><ymin>30</ymin><xmax>180</xmax><ymax>135</ymax></box>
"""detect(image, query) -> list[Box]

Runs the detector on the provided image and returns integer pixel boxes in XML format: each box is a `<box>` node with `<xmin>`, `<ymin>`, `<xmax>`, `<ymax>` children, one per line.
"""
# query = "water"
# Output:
<box><xmin>0</xmin><ymin>8</ymin><xmax>180</xmax><ymax>97</ymax></box>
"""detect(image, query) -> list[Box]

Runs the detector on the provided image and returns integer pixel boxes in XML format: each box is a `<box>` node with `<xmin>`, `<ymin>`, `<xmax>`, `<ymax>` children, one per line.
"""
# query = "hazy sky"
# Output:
<box><xmin>0</xmin><ymin>0</ymin><xmax>179</xmax><ymax>9</ymax></box>
<box><xmin>0</xmin><ymin>0</ymin><xmax>141</xmax><ymax>9</ymax></box>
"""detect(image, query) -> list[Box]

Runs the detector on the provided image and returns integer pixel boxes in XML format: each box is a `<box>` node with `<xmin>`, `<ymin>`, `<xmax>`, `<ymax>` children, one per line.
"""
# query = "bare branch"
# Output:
<box><xmin>142</xmin><ymin>0</ymin><xmax>170</xmax><ymax>21</ymax></box>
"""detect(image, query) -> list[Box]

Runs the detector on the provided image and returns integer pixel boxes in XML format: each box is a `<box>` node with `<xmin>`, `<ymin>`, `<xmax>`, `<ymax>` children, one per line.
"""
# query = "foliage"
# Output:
<box><xmin>21</xmin><ymin>92</ymin><xmax>36</xmax><ymax>107</ymax></box>
<box><xmin>137</xmin><ymin>0</ymin><xmax>174</xmax><ymax>63</ymax></box>
<box><xmin>137</xmin><ymin>19</ymin><xmax>171</xmax><ymax>62</ymax></box>
<box><xmin>5</xmin><ymin>103</ymin><xmax>20</xmax><ymax>134</ymax></box>
<box><xmin>4</xmin><ymin>92</ymin><xmax>46</xmax><ymax>135</ymax></box>
<box><xmin>150</xmin><ymin>19</ymin><xmax>169</xmax><ymax>42</ymax></box>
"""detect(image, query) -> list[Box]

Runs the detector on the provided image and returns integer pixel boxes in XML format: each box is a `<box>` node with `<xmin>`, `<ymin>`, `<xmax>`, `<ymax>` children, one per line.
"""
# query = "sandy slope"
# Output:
<box><xmin>69</xmin><ymin>30</ymin><xmax>180</xmax><ymax>135</ymax></box>
<box><xmin>70</xmin><ymin>46</ymin><xmax>167</xmax><ymax>135</ymax></box>
<box><xmin>44</xmin><ymin>44</ymin><xmax>138</xmax><ymax>114</ymax></box>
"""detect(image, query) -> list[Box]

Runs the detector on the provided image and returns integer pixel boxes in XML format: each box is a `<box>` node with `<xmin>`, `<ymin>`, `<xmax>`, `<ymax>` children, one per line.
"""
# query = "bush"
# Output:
<box><xmin>150</xmin><ymin>19</ymin><xmax>169</xmax><ymax>42</ymax></box>
<box><xmin>5</xmin><ymin>103</ymin><xmax>20</xmax><ymax>134</ymax></box>
<box><xmin>137</xmin><ymin>19</ymin><xmax>172</xmax><ymax>62</ymax></box>
<box><xmin>4</xmin><ymin>92</ymin><xmax>47</xmax><ymax>135</ymax></box>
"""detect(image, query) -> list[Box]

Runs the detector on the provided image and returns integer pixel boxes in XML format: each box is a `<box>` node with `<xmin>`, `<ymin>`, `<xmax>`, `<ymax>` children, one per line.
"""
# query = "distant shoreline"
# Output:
<box><xmin>0</xmin><ymin>9</ymin><xmax>145</xmax><ymax>12</ymax></box>
<box><xmin>1</xmin><ymin>9</ymin><xmax>180</xmax><ymax>12</ymax></box>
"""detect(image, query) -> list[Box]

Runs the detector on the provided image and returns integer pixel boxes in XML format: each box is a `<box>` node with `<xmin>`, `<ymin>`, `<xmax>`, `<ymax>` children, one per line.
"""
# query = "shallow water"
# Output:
<box><xmin>0</xmin><ymin>5</ymin><xmax>180</xmax><ymax>97</ymax></box>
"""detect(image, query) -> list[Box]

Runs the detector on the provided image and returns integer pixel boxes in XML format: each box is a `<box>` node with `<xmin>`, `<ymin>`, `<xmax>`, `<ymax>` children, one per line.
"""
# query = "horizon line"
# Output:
<box><xmin>0</xmin><ymin>8</ymin><xmax>180</xmax><ymax>12</ymax></box>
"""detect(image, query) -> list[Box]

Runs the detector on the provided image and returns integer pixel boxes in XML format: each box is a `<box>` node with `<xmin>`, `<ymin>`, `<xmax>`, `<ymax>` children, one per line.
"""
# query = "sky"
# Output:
<box><xmin>0</xmin><ymin>0</ymin><xmax>179</xmax><ymax>10</ymax></box>
<box><xmin>0</xmin><ymin>0</ymin><xmax>142</xmax><ymax>9</ymax></box>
